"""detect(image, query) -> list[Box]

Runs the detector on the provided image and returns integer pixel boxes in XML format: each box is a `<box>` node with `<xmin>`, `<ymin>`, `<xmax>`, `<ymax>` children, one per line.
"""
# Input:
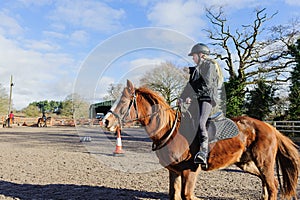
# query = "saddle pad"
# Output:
<box><xmin>211</xmin><ymin>118</ymin><xmax>239</xmax><ymax>143</ymax></box>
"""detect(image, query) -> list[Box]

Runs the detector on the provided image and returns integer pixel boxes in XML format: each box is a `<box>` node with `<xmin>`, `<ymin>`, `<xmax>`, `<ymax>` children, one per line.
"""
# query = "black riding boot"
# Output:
<box><xmin>194</xmin><ymin>136</ymin><xmax>209</xmax><ymax>169</ymax></box>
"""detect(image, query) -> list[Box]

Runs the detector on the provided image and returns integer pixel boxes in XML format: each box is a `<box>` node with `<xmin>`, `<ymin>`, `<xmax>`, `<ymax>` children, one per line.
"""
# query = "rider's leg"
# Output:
<box><xmin>194</xmin><ymin>101</ymin><xmax>212</xmax><ymax>166</ymax></box>
<box><xmin>7</xmin><ymin>118</ymin><xmax>10</xmax><ymax>127</ymax></box>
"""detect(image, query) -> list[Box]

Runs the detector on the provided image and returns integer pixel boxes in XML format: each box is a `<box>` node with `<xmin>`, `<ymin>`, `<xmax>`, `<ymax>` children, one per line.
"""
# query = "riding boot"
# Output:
<box><xmin>194</xmin><ymin>136</ymin><xmax>209</xmax><ymax>169</ymax></box>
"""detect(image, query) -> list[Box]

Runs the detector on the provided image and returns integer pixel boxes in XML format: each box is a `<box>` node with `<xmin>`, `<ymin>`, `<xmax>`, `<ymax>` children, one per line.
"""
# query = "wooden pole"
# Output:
<box><xmin>8</xmin><ymin>75</ymin><xmax>13</xmax><ymax>115</ymax></box>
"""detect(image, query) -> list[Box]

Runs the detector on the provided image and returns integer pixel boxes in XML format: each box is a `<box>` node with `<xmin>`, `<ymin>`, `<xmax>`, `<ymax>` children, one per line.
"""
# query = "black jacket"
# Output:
<box><xmin>185</xmin><ymin>59</ymin><xmax>219</xmax><ymax>107</ymax></box>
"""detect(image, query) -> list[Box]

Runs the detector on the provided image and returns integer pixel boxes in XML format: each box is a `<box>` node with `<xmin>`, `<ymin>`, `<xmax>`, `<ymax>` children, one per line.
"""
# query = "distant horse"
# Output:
<box><xmin>37</xmin><ymin>117</ymin><xmax>51</xmax><ymax>127</ymax></box>
<box><xmin>104</xmin><ymin>80</ymin><xmax>299</xmax><ymax>200</ymax></box>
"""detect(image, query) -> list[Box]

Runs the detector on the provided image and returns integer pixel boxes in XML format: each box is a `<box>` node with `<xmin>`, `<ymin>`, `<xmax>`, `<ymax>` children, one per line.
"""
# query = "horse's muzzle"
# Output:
<box><xmin>102</xmin><ymin>113</ymin><xmax>117</xmax><ymax>132</ymax></box>
<box><xmin>104</xmin><ymin>118</ymin><xmax>109</xmax><ymax>128</ymax></box>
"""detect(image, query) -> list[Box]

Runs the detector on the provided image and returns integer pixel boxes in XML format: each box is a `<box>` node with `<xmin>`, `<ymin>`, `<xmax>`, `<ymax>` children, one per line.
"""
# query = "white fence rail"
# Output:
<box><xmin>266</xmin><ymin>121</ymin><xmax>300</xmax><ymax>136</ymax></box>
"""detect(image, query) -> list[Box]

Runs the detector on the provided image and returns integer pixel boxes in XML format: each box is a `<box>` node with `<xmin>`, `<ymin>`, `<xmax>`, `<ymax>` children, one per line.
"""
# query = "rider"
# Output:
<box><xmin>7</xmin><ymin>111</ymin><xmax>14</xmax><ymax>128</ymax></box>
<box><xmin>42</xmin><ymin>112</ymin><xmax>47</xmax><ymax>122</ymax></box>
<box><xmin>186</xmin><ymin>43</ymin><xmax>223</xmax><ymax>168</ymax></box>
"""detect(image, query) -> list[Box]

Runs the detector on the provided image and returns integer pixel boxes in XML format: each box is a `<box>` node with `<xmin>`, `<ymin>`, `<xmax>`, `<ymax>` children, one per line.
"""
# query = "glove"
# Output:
<box><xmin>177</xmin><ymin>98</ymin><xmax>183</xmax><ymax>106</ymax></box>
<box><xmin>185</xmin><ymin>97</ymin><xmax>191</xmax><ymax>104</ymax></box>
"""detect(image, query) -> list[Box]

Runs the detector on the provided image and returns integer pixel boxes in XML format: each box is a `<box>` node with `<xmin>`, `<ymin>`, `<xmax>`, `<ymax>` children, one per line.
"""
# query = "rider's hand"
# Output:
<box><xmin>185</xmin><ymin>97</ymin><xmax>191</xmax><ymax>104</ymax></box>
<box><xmin>177</xmin><ymin>98</ymin><xmax>183</xmax><ymax>106</ymax></box>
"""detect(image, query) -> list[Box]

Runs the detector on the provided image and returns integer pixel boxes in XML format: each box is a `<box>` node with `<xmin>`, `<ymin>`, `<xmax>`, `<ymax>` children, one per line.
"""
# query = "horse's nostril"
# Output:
<box><xmin>104</xmin><ymin>119</ymin><xmax>109</xmax><ymax>127</ymax></box>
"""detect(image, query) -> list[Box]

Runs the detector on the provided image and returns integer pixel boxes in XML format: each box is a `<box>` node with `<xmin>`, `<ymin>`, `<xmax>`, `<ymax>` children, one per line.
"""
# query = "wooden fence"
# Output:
<box><xmin>266</xmin><ymin>121</ymin><xmax>300</xmax><ymax>137</ymax></box>
<box><xmin>1</xmin><ymin>115</ymin><xmax>299</xmax><ymax>137</ymax></box>
<box><xmin>1</xmin><ymin>116</ymin><xmax>76</xmax><ymax>127</ymax></box>
<box><xmin>0</xmin><ymin>116</ymin><xmax>104</xmax><ymax>128</ymax></box>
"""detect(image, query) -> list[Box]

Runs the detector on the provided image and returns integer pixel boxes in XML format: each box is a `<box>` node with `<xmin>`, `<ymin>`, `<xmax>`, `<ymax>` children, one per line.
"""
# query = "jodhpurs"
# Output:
<box><xmin>198</xmin><ymin>101</ymin><xmax>212</xmax><ymax>152</ymax></box>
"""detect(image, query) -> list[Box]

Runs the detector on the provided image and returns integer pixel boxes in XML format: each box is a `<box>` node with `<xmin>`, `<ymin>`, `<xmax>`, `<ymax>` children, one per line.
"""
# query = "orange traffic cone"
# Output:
<box><xmin>113</xmin><ymin>127</ymin><xmax>125</xmax><ymax>156</ymax></box>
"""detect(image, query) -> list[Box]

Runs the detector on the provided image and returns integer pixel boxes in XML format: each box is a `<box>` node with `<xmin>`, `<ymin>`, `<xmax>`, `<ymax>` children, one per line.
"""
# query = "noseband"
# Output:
<box><xmin>107</xmin><ymin>92</ymin><xmax>139</xmax><ymax>128</ymax></box>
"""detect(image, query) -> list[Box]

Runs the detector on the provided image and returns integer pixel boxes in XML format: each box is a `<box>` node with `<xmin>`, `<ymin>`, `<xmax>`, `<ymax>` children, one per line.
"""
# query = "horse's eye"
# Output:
<box><xmin>120</xmin><ymin>107</ymin><xmax>126</xmax><ymax>115</ymax></box>
<box><xmin>120</xmin><ymin>99</ymin><xmax>126</xmax><ymax>104</ymax></box>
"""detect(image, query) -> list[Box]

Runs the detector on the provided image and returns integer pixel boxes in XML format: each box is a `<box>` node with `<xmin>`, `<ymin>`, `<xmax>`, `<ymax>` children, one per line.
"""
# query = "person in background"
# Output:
<box><xmin>7</xmin><ymin>111</ymin><xmax>14</xmax><ymax>128</ymax></box>
<box><xmin>42</xmin><ymin>112</ymin><xmax>46</xmax><ymax>122</ymax></box>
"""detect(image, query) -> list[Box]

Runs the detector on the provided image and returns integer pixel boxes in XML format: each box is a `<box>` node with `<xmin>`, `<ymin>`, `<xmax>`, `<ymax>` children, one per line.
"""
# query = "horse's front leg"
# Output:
<box><xmin>169</xmin><ymin>170</ymin><xmax>181</xmax><ymax>200</ymax></box>
<box><xmin>181</xmin><ymin>167</ymin><xmax>201</xmax><ymax>200</ymax></box>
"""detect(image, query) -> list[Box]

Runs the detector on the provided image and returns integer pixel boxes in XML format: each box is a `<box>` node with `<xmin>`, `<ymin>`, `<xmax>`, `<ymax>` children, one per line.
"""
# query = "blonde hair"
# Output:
<box><xmin>205</xmin><ymin>56</ymin><xmax>224</xmax><ymax>88</ymax></box>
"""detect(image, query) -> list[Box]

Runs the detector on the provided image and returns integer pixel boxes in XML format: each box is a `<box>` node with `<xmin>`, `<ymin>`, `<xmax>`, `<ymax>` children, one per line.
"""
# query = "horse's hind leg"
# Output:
<box><xmin>169</xmin><ymin>170</ymin><xmax>181</xmax><ymax>200</ymax></box>
<box><xmin>236</xmin><ymin>151</ymin><xmax>278</xmax><ymax>200</ymax></box>
<box><xmin>236</xmin><ymin>160</ymin><xmax>269</xmax><ymax>200</ymax></box>
<box><xmin>258</xmin><ymin>163</ymin><xmax>278</xmax><ymax>200</ymax></box>
<box><xmin>254</xmin><ymin>141</ymin><xmax>278</xmax><ymax>200</ymax></box>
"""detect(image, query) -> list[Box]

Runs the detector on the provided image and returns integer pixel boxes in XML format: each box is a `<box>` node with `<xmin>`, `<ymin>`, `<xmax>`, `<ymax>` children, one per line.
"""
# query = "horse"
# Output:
<box><xmin>37</xmin><ymin>116</ymin><xmax>51</xmax><ymax>127</ymax></box>
<box><xmin>103</xmin><ymin>80</ymin><xmax>299</xmax><ymax>200</ymax></box>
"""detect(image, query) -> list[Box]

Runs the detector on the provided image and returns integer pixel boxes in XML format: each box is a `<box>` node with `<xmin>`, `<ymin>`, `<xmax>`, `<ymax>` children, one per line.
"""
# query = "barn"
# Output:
<box><xmin>89</xmin><ymin>100</ymin><xmax>115</xmax><ymax>119</ymax></box>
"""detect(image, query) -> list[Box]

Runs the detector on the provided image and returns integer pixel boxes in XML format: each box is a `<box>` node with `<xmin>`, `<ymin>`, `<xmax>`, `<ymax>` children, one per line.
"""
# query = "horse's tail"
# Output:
<box><xmin>275</xmin><ymin>128</ymin><xmax>299</xmax><ymax>199</ymax></box>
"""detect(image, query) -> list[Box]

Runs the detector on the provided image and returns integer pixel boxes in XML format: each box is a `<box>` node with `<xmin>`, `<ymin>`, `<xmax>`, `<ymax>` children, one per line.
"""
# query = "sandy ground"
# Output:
<box><xmin>0</xmin><ymin>126</ymin><xmax>299</xmax><ymax>200</ymax></box>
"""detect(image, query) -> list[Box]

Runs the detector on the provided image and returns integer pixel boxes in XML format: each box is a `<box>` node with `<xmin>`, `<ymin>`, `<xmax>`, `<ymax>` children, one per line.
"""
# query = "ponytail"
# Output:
<box><xmin>215</xmin><ymin>62</ymin><xmax>224</xmax><ymax>88</ymax></box>
<box><xmin>204</xmin><ymin>56</ymin><xmax>224</xmax><ymax>88</ymax></box>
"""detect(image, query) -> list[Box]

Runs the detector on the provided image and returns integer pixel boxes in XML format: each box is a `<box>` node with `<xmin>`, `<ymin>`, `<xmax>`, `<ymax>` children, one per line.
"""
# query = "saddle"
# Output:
<box><xmin>206</xmin><ymin>112</ymin><xmax>239</xmax><ymax>143</ymax></box>
<box><xmin>179</xmin><ymin>107</ymin><xmax>239</xmax><ymax>143</ymax></box>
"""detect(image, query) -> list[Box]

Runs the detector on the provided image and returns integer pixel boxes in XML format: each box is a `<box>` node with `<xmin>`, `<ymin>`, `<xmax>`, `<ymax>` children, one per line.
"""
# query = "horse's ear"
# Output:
<box><xmin>126</xmin><ymin>80</ymin><xmax>134</xmax><ymax>93</ymax></box>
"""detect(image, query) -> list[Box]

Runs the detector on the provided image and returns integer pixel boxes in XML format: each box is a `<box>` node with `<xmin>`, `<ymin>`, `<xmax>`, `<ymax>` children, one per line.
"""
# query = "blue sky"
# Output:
<box><xmin>0</xmin><ymin>0</ymin><xmax>299</xmax><ymax>110</ymax></box>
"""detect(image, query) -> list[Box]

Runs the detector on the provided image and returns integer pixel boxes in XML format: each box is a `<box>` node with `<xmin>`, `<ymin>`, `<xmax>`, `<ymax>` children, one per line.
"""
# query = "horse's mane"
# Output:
<box><xmin>135</xmin><ymin>86</ymin><xmax>177</xmax><ymax>136</ymax></box>
<box><xmin>136</xmin><ymin>86</ymin><xmax>171</xmax><ymax>109</ymax></box>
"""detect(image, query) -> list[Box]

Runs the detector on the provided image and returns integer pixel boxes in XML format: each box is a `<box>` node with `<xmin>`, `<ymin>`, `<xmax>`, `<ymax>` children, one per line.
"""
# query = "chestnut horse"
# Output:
<box><xmin>37</xmin><ymin>116</ymin><xmax>51</xmax><ymax>127</ymax></box>
<box><xmin>104</xmin><ymin>80</ymin><xmax>299</xmax><ymax>200</ymax></box>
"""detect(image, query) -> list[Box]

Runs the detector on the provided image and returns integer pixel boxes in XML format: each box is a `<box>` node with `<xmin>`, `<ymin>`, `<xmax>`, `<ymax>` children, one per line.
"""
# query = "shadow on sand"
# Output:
<box><xmin>0</xmin><ymin>180</ymin><xmax>168</xmax><ymax>200</ymax></box>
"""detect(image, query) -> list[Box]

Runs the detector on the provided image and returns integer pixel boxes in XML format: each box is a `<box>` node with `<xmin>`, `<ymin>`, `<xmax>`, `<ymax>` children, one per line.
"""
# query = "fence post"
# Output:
<box><xmin>292</xmin><ymin>121</ymin><xmax>295</xmax><ymax>137</ymax></box>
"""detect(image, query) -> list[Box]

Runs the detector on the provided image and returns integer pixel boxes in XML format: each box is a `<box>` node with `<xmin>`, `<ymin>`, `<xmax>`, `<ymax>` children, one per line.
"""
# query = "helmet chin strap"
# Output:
<box><xmin>197</xmin><ymin>53</ymin><xmax>201</xmax><ymax>65</ymax></box>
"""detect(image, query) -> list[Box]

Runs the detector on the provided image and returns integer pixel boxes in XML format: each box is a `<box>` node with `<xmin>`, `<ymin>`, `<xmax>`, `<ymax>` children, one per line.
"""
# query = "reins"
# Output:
<box><xmin>152</xmin><ymin>108</ymin><xmax>179</xmax><ymax>151</ymax></box>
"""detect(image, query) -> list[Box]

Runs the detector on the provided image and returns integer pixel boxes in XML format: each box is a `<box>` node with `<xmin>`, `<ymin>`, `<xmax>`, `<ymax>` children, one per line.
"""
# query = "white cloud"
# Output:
<box><xmin>284</xmin><ymin>0</ymin><xmax>300</xmax><ymax>6</ymax></box>
<box><xmin>127</xmin><ymin>0</ymin><xmax>160</xmax><ymax>7</ymax></box>
<box><xmin>146</xmin><ymin>0</ymin><xmax>268</xmax><ymax>37</ymax></box>
<box><xmin>17</xmin><ymin>0</ymin><xmax>52</xmax><ymax>7</ymax></box>
<box><xmin>92</xmin><ymin>58</ymin><xmax>164</xmax><ymax>102</ymax></box>
<box><xmin>0</xmin><ymin>34</ymin><xmax>77</xmax><ymax>109</ymax></box>
<box><xmin>0</xmin><ymin>11</ymin><xmax>24</xmax><ymax>36</ymax></box>
<box><xmin>23</xmin><ymin>39</ymin><xmax>61</xmax><ymax>51</ymax></box>
<box><xmin>203</xmin><ymin>0</ymin><xmax>260</xmax><ymax>9</ymax></box>
<box><xmin>43</xmin><ymin>31</ymin><xmax>67</xmax><ymax>40</ymax></box>
<box><xmin>70</xmin><ymin>30</ymin><xmax>89</xmax><ymax>44</ymax></box>
<box><xmin>49</xmin><ymin>0</ymin><xmax>126</xmax><ymax>33</ymax></box>
<box><xmin>147</xmin><ymin>0</ymin><xmax>206</xmax><ymax>36</ymax></box>
<box><xmin>93</xmin><ymin>76</ymin><xmax>115</xmax><ymax>101</ymax></box>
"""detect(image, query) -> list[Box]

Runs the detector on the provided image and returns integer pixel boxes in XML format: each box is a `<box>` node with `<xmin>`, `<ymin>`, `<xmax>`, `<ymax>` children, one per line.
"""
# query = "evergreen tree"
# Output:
<box><xmin>224</xmin><ymin>77</ymin><xmax>246</xmax><ymax>117</ymax></box>
<box><xmin>245</xmin><ymin>79</ymin><xmax>277</xmax><ymax>120</ymax></box>
<box><xmin>288</xmin><ymin>38</ymin><xmax>300</xmax><ymax>120</ymax></box>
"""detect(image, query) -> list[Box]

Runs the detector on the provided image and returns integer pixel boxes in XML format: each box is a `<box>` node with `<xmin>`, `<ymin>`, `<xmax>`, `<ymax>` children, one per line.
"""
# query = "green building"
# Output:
<box><xmin>89</xmin><ymin>100</ymin><xmax>115</xmax><ymax>119</ymax></box>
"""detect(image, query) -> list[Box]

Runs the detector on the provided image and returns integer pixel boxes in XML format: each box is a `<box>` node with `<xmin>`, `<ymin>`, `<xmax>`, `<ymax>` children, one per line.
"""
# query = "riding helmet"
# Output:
<box><xmin>188</xmin><ymin>43</ymin><xmax>210</xmax><ymax>56</ymax></box>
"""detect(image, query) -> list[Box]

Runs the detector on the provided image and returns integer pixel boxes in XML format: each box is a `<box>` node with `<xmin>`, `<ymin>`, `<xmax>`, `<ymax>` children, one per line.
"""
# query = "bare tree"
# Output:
<box><xmin>103</xmin><ymin>83</ymin><xmax>124</xmax><ymax>101</ymax></box>
<box><xmin>61</xmin><ymin>93</ymin><xmax>90</xmax><ymax>119</ymax></box>
<box><xmin>205</xmin><ymin>7</ymin><xmax>298</xmax><ymax>84</ymax></box>
<box><xmin>140</xmin><ymin>62</ymin><xmax>188</xmax><ymax>105</ymax></box>
<box><xmin>205</xmin><ymin>7</ymin><xmax>299</xmax><ymax>117</ymax></box>
<box><xmin>0</xmin><ymin>83</ymin><xmax>8</xmax><ymax>115</ymax></box>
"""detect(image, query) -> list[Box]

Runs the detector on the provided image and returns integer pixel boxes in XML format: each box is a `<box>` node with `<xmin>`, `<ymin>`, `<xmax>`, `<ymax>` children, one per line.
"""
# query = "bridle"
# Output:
<box><xmin>107</xmin><ymin>89</ymin><xmax>180</xmax><ymax>151</ymax></box>
<box><xmin>107</xmin><ymin>92</ymin><xmax>139</xmax><ymax>128</ymax></box>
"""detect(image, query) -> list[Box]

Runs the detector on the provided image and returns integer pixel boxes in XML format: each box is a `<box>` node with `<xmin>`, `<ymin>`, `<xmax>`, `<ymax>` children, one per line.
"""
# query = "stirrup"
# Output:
<box><xmin>194</xmin><ymin>152</ymin><xmax>207</xmax><ymax>164</ymax></box>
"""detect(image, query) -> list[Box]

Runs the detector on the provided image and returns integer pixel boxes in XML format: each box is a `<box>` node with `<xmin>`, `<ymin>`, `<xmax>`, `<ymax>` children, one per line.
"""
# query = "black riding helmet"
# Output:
<box><xmin>188</xmin><ymin>43</ymin><xmax>210</xmax><ymax>56</ymax></box>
